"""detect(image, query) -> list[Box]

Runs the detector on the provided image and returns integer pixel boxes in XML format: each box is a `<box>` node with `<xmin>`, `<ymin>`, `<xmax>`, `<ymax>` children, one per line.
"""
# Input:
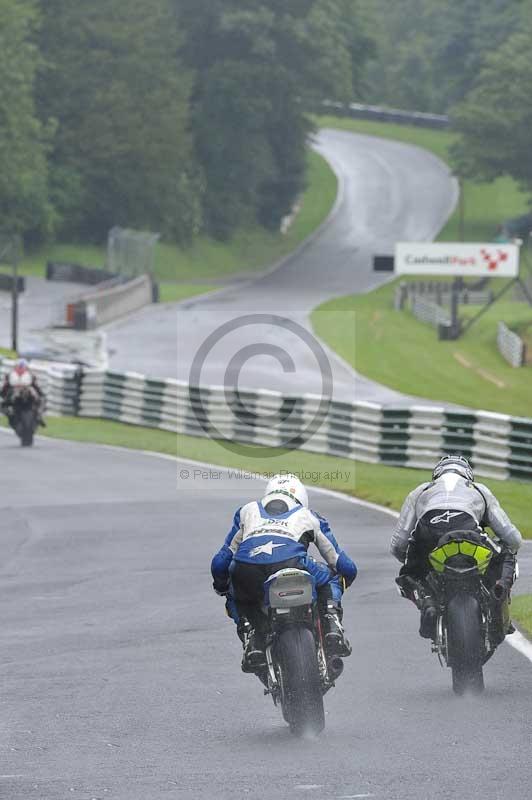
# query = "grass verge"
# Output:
<box><xmin>316</xmin><ymin>115</ymin><xmax>529</xmax><ymax>242</ymax></box>
<box><xmin>158</xmin><ymin>284</ymin><xmax>216</xmax><ymax>304</ymax></box>
<box><xmin>512</xmin><ymin>595</ymin><xmax>532</xmax><ymax>639</ymax></box>
<box><xmin>14</xmin><ymin>149</ymin><xmax>337</xmax><ymax>301</ymax></box>
<box><xmin>312</xmin><ymin>285</ymin><xmax>532</xmax><ymax>417</ymax></box>
<box><xmin>22</xmin><ymin>417</ymin><xmax>532</xmax><ymax>539</ymax></box>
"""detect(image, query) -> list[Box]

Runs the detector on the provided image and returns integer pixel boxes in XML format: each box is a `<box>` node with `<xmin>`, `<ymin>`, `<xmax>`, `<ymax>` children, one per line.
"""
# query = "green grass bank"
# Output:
<box><xmin>312</xmin><ymin>285</ymin><xmax>532</xmax><ymax>418</ymax></box>
<box><xmin>512</xmin><ymin>595</ymin><xmax>532</xmax><ymax>639</ymax></box>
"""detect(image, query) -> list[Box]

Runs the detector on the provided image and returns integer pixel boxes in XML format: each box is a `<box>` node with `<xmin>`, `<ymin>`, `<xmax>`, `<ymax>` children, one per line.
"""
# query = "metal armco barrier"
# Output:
<box><xmin>46</xmin><ymin>261</ymin><xmax>116</xmax><ymax>285</ymax></box>
<box><xmin>411</xmin><ymin>295</ymin><xmax>451</xmax><ymax>328</ymax></box>
<box><xmin>497</xmin><ymin>322</ymin><xmax>526</xmax><ymax>367</ymax></box>
<box><xmin>0</xmin><ymin>273</ymin><xmax>25</xmax><ymax>293</ymax></box>
<box><xmin>321</xmin><ymin>101</ymin><xmax>449</xmax><ymax>130</ymax></box>
<box><xmin>4</xmin><ymin>359</ymin><xmax>529</xmax><ymax>483</ymax></box>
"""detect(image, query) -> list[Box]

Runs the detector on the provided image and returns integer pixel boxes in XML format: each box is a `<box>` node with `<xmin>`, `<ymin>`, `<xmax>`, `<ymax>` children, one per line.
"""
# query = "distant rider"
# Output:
<box><xmin>211</xmin><ymin>473</ymin><xmax>357</xmax><ymax>671</ymax></box>
<box><xmin>1</xmin><ymin>358</ymin><xmax>45</xmax><ymax>427</ymax></box>
<box><xmin>391</xmin><ymin>454</ymin><xmax>522</xmax><ymax>640</ymax></box>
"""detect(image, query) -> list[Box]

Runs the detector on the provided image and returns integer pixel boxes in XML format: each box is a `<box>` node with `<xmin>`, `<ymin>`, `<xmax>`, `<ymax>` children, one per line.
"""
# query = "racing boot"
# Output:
<box><xmin>321</xmin><ymin>602</ymin><xmax>352</xmax><ymax>657</ymax></box>
<box><xmin>396</xmin><ymin>574</ymin><xmax>437</xmax><ymax>640</ymax></box>
<box><xmin>419</xmin><ymin>596</ymin><xmax>438</xmax><ymax>640</ymax></box>
<box><xmin>237</xmin><ymin>619</ymin><xmax>266</xmax><ymax>672</ymax></box>
<box><xmin>491</xmin><ymin>578</ymin><xmax>515</xmax><ymax>642</ymax></box>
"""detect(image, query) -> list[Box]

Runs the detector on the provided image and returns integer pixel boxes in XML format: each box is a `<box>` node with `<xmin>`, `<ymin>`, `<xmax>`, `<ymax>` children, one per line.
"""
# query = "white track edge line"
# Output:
<box><xmin>168</xmin><ymin>452</ymin><xmax>400</xmax><ymax>518</ymax></box>
<box><xmin>150</xmin><ymin>451</ymin><xmax>532</xmax><ymax>665</ymax></box>
<box><xmin>506</xmin><ymin>630</ymin><xmax>532</xmax><ymax>662</ymax></box>
<box><xmin>4</xmin><ymin>428</ymin><xmax>532</xmax><ymax>664</ymax></box>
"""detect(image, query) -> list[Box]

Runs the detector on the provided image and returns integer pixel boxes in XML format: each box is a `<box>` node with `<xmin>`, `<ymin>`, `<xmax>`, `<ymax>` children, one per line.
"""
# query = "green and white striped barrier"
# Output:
<box><xmin>2</xmin><ymin>360</ymin><xmax>531</xmax><ymax>482</ymax></box>
<box><xmin>80</xmin><ymin>372</ymin><xmax>532</xmax><ymax>482</ymax></box>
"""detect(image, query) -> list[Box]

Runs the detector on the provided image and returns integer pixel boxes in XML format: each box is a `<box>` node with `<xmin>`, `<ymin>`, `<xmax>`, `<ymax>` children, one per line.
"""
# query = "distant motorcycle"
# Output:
<box><xmin>6</xmin><ymin>380</ymin><xmax>40</xmax><ymax>447</ymax></box>
<box><xmin>251</xmin><ymin>568</ymin><xmax>346</xmax><ymax>736</ymax></box>
<box><xmin>425</xmin><ymin>529</ymin><xmax>509</xmax><ymax>695</ymax></box>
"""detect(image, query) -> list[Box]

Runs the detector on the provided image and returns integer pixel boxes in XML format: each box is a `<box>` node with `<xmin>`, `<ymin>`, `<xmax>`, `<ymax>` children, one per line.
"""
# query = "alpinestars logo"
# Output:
<box><xmin>480</xmin><ymin>248</ymin><xmax>509</xmax><ymax>272</ymax></box>
<box><xmin>249</xmin><ymin>541</ymin><xmax>287</xmax><ymax>558</ymax></box>
<box><xmin>430</xmin><ymin>510</ymin><xmax>464</xmax><ymax>525</ymax></box>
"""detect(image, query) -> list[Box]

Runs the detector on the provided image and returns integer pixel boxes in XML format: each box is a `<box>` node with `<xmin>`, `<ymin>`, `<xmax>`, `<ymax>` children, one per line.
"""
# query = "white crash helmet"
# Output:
<box><xmin>432</xmin><ymin>454</ymin><xmax>473</xmax><ymax>482</ymax></box>
<box><xmin>264</xmin><ymin>473</ymin><xmax>308</xmax><ymax>508</ymax></box>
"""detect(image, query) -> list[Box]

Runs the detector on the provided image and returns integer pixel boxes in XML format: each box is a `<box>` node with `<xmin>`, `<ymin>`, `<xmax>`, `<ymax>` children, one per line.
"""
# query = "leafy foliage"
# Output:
<box><xmin>361</xmin><ymin>0</ymin><xmax>520</xmax><ymax>113</ymax></box>
<box><xmin>0</xmin><ymin>1</ymin><xmax>53</xmax><ymax>241</ymax></box>
<box><xmin>1</xmin><ymin>0</ymin><xmax>370</xmax><ymax>245</ymax></box>
<box><xmin>451</xmin><ymin>25</ymin><xmax>532</xmax><ymax>193</ymax></box>
<box><xmin>36</xmin><ymin>0</ymin><xmax>200</xmax><ymax>243</ymax></box>
<box><xmin>178</xmin><ymin>0</ymin><xmax>371</xmax><ymax>238</ymax></box>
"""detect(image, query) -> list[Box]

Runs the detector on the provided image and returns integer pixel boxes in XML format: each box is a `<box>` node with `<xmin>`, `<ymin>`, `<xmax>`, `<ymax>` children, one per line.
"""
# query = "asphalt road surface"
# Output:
<box><xmin>108</xmin><ymin>129</ymin><xmax>457</xmax><ymax>405</ymax></box>
<box><xmin>1</xmin><ymin>432</ymin><xmax>530</xmax><ymax>799</ymax></box>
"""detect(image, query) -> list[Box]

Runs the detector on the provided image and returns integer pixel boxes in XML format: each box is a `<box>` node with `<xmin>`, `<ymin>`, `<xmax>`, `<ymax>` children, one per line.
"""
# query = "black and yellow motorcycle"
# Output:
<box><xmin>426</xmin><ymin>529</ymin><xmax>512</xmax><ymax>695</ymax></box>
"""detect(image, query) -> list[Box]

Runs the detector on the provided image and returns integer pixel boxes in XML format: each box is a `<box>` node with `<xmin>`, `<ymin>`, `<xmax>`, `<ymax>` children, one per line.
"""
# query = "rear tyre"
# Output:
<box><xmin>17</xmin><ymin>409</ymin><xmax>35</xmax><ymax>447</ymax></box>
<box><xmin>447</xmin><ymin>593</ymin><xmax>485</xmax><ymax>696</ymax></box>
<box><xmin>277</xmin><ymin>626</ymin><xmax>324</xmax><ymax>736</ymax></box>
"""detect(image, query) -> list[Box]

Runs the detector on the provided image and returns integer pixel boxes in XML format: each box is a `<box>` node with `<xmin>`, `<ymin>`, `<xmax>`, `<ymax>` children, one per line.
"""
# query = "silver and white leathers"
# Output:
<box><xmin>390</xmin><ymin>472</ymin><xmax>522</xmax><ymax>563</ymax></box>
<box><xmin>227</xmin><ymin>492</ymin><xmax>340</xmax><ymax>570</ymax></box>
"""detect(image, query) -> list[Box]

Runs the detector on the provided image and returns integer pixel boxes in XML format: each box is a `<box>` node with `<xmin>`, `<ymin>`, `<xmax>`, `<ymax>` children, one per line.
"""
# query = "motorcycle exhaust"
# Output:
<box><xmin>327</xmin><ymin>656</ymin><xmax>344</xmax><ymax>682</ymax></box>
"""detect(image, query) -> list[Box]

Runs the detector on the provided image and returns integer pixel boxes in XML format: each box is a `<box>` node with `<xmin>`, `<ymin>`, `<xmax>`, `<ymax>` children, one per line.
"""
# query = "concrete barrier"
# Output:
<box><xmin>66</xmin><ymin>274</ymin><xmax>154</xmax><ymax>330</ymax></box>
<box><xmin>497</xmin><ymin>322</ymin><xmax>526</xmax><ymax>367</ymax></box>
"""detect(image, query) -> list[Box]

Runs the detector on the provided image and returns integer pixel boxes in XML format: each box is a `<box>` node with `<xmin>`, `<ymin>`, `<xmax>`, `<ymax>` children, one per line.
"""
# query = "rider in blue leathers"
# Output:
<box><xmin>211</xmin><ymin>473</ymin><xmax>357</xmax><ymax>671</ymax></box>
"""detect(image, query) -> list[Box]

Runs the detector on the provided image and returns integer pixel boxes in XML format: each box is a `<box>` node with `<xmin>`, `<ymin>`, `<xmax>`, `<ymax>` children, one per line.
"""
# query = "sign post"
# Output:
<box><xmin>11</xmin><ymin>239</ymin><xmax>19</xmax><ymax>352</ymax></box>
<box><xmin>393</xmin><ymin>241</ymin><xmax>532</xmax><ymax>339</ymax></box>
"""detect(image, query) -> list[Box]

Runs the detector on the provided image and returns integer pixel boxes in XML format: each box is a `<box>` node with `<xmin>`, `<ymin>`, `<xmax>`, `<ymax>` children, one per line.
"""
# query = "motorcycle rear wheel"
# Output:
<box><xmin>277</xmin><ymin>625</ymin><xmax>324</xmax><ymax>736</ymax></box>
<box><xmin>16</xmin><ymin>408</ymin><xmax>35</xmax><ymax>447</ymax></box>
<box><xmin>447</xmin><ymin>593</ymin><xmax>485</xmax><ymax>696</ymax></box>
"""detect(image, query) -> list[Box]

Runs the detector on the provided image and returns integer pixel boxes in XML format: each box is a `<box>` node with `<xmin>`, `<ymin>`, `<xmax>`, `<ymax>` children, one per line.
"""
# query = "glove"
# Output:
<box><xmin>212</xmin><ymin>579</ymin><xmax>230</xmax><ymax>597</ymax></box>
<box><xmin>492</xmin><ymin>580</ymin><xmax>509</xmax><ymax>602</ymax></box>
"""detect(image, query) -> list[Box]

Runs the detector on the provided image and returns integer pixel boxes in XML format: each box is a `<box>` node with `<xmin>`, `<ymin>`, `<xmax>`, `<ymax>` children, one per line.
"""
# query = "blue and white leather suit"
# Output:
<box><xmin>211</xmin><ymin>492</ymin><xmax>357</xmax><ymax>621</ymax></box>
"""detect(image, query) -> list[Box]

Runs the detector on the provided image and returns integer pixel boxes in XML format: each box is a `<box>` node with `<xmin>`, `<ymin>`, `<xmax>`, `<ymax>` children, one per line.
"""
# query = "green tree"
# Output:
<box><xmin>451</xmin><ymin>27</ymin><xmax>532</xmax><ymax>191</ymax></box>
<box><xmin>360</xmin><ymin>0</ymin><xmax>520</xmax><ymax>112</ymax></box>
<box><xmin>37</xmin><ymin>0</ymin><xmax>200</xmax><ymax>243</ymax></box>
<box><xmin>0</xmin><ymin>1</ymin><xmax>53</xmax><ymax>242</ymax></box>
<box><xmin>179</xmin><ymin>0</ymin><xmax>371</xmax><ymax>239</ymax></box>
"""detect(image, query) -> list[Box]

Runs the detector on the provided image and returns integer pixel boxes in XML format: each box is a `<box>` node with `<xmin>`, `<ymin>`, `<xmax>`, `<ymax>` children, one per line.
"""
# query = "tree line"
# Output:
<box><xmin>0</xmin><ymin>0</ymin><xmax>371</xmax><ymax>246</ymax></box>
<box><xmin>3</xmin><ymin>0</ymin><xmax>530</xmax><ymax>249</ymax></box>
<box><xmin>361</xmin><ymin>0</ymin><xmax>532</xmax><ymax>204</ymax></box>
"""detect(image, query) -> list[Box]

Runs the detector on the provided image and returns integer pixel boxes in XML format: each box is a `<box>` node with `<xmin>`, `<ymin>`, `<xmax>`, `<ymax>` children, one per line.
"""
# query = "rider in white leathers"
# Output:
<box><xmin>391</xmin><ymin>455</ymin><xmax>521</xmax><ymax>639</ymax></box>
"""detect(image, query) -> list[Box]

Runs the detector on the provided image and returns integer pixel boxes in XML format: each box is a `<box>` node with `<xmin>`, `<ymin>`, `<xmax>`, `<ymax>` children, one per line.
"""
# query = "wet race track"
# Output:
<box><xmin>0</xmin><ymin>433</ymin><xmax>530</xmax><ymax>799</ymax></box>
<box><xmin>1</xmin><ymin>130</ymin><xmax>530</xmax><ymax>798</ymax></box>
<box><xmin>109</xmin><ymin>129</ymin><xmax>457</xmax><ymax>405</ymax></box>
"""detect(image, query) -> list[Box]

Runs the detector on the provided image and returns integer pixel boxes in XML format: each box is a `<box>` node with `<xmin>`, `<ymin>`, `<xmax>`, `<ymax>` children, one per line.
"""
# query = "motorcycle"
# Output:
<box><xmin>253</xmin><ymin>567</ymin><xmax>346</xmax><ymax>737</ymax></box>
<box><xmin>8</xmin><ymin>385</ymin><xmax>40</xmax><ymax>447</ymax></box>
<box><xmin>425</xmin><ymin>529</ymin><xmax>510</xmax><ymax>695</ymax></box>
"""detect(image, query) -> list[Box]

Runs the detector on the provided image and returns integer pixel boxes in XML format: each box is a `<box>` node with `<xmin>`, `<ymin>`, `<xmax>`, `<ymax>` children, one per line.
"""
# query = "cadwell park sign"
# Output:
<box><xmin>395</xmin><ymin>242</ymin><xmax>519</xmax><ymax>277</ymax></box>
